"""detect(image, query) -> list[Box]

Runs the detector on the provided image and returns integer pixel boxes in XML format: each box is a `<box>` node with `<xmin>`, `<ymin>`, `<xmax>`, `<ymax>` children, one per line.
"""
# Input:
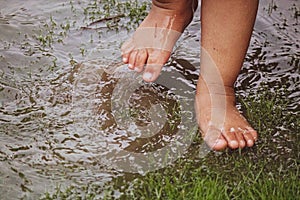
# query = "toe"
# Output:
<box><xmin>122</xmin><ymin>53</ymin><xmax>129</xmax><ymax>64</ymax></box>
<box><xmin>243</xmin><ymin>132</ymin><xmax>254</xmax><ymax>147</ymax></box>
<box><xmin>242</xmin><ymin>130</ymin><xmax>255</xmax><ymax>147</ymax></box>
<box><xmin>212</xmin><ymin>136</ymin><xmax>227</xmax><ymax>151</ymax></box>
<box><xmin>203</xmin><ymin>126</ymin><xmax>227</xmax><ymax>151</ymax></box>
<box><xmin>243</xmin><ymin>126</ymin><xmax>258</xmax><ymax>147</ymax></box>
<box><xmin>236</xmin><ymin>129</ymin><xmax>246</xmax><ymax>148</ymax></box>
<box><xmin>121</xmin><ymin>38</ymin><xmax>134</xmax><ymax>64</ymax></box>
<box><xmin>222</xmin><ymin>128</ymin><xmax>239</xmax><ymax>149</ymax></box>
<box><xmin>128</xmin><ymin>50</ymin><xmax>138</xmax><ymax>70</ymax></box>
<box><xmin>134</xmin><ymin>49</ymin><xmax>148</xmax><ymax>72</ymax></box>
<box><xmin>246</xmin><ymin>126</ymin><xmax>258</xmax><ymax>141</ymax></box>
<box><xmin>143</xmin><ymin>50</ymin><xmax>170</xmax><ymax>82</ymax></box>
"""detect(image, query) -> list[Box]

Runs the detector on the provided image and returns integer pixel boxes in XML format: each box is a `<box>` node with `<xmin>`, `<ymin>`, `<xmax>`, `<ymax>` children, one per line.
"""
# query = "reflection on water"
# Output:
<box><xmin>0</xmin><ymin>0</ymin><xmax>299</xmax><ymax>198</ymax></box>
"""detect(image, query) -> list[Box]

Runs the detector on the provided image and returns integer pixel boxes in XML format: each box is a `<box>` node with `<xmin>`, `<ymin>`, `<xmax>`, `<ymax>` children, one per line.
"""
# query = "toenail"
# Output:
<box><xmin>230</xmin><ymin>140</ymin><xmax>238</xmax><ymax>147</ymax></box>
<box><xmin>128</xmin><ymin>64</ymin><xmax>133</xmax><ymax>69</ymax></box>
<box><xmin>134</xmin><ymin>67</ymin><xmax>141</xmax><ymax>72</ymax></box>
<box><xmin>240</xmin><ymin>140</ymin><xmax>245</xmax><ymax>146</ymax></box>
<box><xmin>247</xmin><ymin>140</ymin><xmax>254</xmax><ymax>146</ymax></box>
<box><xmin>123</xmin><ymin>57</ymin><xmax>128</xmax><ymax>62</ymax></box>
<box><xmin>143</xmin><ymin>72</ymin><xmax>152</xmax><ymax>80</ymax></box>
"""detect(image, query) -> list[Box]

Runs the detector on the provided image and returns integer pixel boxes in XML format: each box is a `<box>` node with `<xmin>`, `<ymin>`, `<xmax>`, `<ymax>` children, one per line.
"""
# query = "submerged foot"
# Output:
<box><xmin>121</xmin><ymin>0</ymin><xmax>197</xmax><ymax>82</ymax></box>
<box><xmin>195</xmin><ymin>80</ymin><xmax>258</xmax><ymax>151</ymax></box>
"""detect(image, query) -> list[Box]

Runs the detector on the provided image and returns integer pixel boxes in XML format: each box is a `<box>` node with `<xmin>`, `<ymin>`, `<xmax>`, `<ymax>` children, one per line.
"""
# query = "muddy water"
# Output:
<box><xmin>0</xmin><ymin>0</ymin><xmax>299</xmax><ymax>199</ymax></box>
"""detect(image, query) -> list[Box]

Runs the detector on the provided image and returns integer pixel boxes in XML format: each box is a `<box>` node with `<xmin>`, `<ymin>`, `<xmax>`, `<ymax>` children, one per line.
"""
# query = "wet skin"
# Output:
<box><xmin>121</xmin><ymin>0</ymin><xmax>258</xmax><ymax>151</ymax></box>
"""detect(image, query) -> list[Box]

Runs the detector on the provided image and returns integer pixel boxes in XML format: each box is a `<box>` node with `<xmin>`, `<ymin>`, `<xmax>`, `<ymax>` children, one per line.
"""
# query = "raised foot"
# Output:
<box><xmin>121</xmin><ymin>0</ymin><xmax>196</xmax><ymax>82</ymax></box>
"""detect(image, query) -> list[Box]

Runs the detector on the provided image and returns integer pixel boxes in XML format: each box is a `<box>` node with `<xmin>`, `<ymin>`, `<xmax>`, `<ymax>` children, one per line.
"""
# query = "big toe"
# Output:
<box><xmin>142</xmin><ymin>50</ymin><xmax>170</xmax><ymax>82</ymax></box>
<box><xmin>211</xmin><ymin>137</ymin><xmax>227</xmax><ymax>151</ymax></box>
<box><xmin>204</xmin><ymin>135</ymin><xmax>227</xmax><ymax>151</ymax></box>
<box><xmin>203</xmin><ymin>127</ymin><xmax>227</xmax><ymax>151</ymax></box>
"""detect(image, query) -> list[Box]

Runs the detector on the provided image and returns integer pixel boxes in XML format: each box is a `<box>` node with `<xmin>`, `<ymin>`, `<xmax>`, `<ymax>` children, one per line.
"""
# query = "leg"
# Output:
<box><xmin>196</xmin><ymin>0</ymin><xmax>259</xmax><ymax>150</ymax></box>
<box><xmin>121</xmin><ymin>0</ymin><xmax>197</xmax><ymax>82</ymax></box>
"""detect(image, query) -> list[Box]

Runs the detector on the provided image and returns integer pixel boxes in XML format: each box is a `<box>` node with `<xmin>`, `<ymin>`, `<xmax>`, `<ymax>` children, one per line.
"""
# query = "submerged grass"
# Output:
<box><xmin>82</xmin><ymin>0</ymin><xmax>150</xmax><ymax>30</ymax></box>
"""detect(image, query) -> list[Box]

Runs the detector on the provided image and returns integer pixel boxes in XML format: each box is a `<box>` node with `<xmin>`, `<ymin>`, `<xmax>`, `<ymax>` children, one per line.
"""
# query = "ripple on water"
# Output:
<box><xmin>0</xmin><ymin>0</ymin><xmax>299</xmax><ymax>199</ymax></box>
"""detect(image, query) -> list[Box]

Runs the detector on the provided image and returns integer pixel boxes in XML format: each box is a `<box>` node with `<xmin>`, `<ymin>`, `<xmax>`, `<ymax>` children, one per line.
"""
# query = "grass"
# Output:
<box><xmin>123</xmin><ymin>164</ymin><xmax>299</xmax><ymax>200</ymax></box>
<box><xmin>40</xmin><ymin>86</ymin><xmax>300</xmax><ymax>200</ymax></box>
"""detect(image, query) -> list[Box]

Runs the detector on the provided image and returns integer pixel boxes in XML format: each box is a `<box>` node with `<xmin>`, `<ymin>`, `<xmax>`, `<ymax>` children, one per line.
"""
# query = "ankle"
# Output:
<box><xmin>153</xmin><ymin>0</ymin><xmax>197</xmax><ymax>11</ymax></box>
<box><xmin>197</xmin><ymin>78</ymin><xmax>235</xmax><ymax>96</ymax></box>
<box><xmin>152</xmin><ymin>0</ymin><xmax>197</xmax><ymax>19</ymax></box>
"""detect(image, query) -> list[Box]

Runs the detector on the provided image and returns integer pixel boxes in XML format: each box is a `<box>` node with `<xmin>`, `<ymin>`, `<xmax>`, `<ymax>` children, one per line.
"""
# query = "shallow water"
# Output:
<box><xmin>0</xmin><ymin>0</ymin><xmax>299</xmax><ymax>199</ymax></box>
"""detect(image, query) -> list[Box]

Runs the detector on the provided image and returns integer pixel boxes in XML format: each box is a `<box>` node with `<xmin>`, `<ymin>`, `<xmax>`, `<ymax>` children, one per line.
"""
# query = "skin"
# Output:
<box><xmin>121</xmin><ymin>0</ymin><xmax>197</xmax><ymax>81</ymax></box>
<box><xmin>121</xmin><ymin>0</ymin><xmax>258</xmax><ymax>151</ymax></box>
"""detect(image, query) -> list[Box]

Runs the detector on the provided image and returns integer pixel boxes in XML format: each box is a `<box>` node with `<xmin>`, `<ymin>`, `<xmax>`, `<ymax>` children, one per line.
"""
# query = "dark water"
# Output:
<box><xmin>0</xmin><ymin>0</ymin><xmax>299</xmax><ymax>199</ymax></box>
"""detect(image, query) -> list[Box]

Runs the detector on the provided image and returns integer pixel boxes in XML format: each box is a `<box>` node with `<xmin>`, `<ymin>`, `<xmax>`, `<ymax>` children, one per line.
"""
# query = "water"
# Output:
<box><xmin>0</xmin><ymin>0</ymin><xmax>299</xmax><ymax>199</ymax></box>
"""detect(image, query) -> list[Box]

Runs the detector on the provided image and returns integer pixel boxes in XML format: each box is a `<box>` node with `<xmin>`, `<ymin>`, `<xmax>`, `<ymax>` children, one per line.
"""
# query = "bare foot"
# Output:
<box><xmin>121</xmin><ymin>0</ymin><xmax>197</xmax><ymax>82</ymax></box>
<box><xmin>195</xmin><ymin>79</ymin><xmax>258</xmax><ymax>151</ymax></box>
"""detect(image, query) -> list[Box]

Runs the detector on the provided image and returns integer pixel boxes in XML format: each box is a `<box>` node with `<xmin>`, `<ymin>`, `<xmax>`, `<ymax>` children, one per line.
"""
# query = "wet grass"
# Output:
<box><xmin>40</xmin><ymin>87</ymin><xmax>300</xmax><ymax>200</ymax></box>
<box><xmin>123</xmin><ymin>164</ymin><xmax>298</xmax><ymax>200</ymax></box>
